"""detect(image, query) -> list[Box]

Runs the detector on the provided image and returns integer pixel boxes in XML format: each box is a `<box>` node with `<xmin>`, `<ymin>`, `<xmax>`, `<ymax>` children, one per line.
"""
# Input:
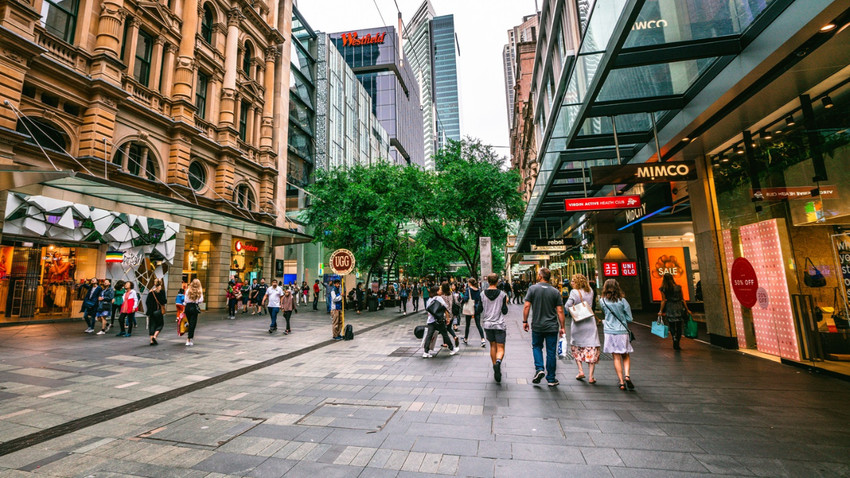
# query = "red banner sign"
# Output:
<box><xmin>603</xmin><ymin>262</ymin><xmax>619</xmax><ymax>276</ymax></box>
<box><xmin>234</xmin><ymin>240</ymin><xmax>258</xmax><ymax>252</ymax></box>
<box><xmin>621</xmin><ymin>262</ymin><xmax>637</xmax><ymax>276</ymax></box>
<box><xmin>340</xmin><ymin>31</ymin><xmax>386</xmax><ymax>47</ymax></box>
<box><xmin>565</xmin><ymin>195</ymin><xmax>641</xmax><ymax>212</ymax></box>
<box><xmin>731</xmin><ymin>257</ymin><xmax>758</xmax><ymax>308</ymax></box>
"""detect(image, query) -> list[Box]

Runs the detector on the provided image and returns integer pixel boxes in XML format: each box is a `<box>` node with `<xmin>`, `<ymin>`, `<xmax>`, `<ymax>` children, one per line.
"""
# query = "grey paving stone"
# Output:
<box><xmin>455</xmin><ymin>456</ymin><xmax>495</xmax><ymax>477</ymax></box>
<box><xmin>511</xmin><ymin>442</ymin><xmax>585</xmax><ymax>464</ymax></box>
<box><xmin>493</xmin><ymin>458</ymin><xmax>612</xmax><ymax>478</ymax></box>
<box><xmin>477</xmin><ymin>440</ymin><xmax>512</xmax><ymax>459</ymax></box>
<box><xmin>245</xmin><ymin>457</ymin><xmax>298</xmax><ymax>478</ymax></box>
<box><xmin>282</xmin><ymin>461</ymin><xmax>364</xmax><ymax>478</ymax></box>
<box><xmin>192</xmin><ymin>452</ymin><xmax>268</xmax><ymax>475</ymax></box>
<box><xmin>615</xmin><ymin>449</ymin><xmax>708</xmax><ymax>473</ymax></box>
<box><xmin>580</xmin><ymin>447</ymin><xmax>624</xmax><ymax>466</ymax></box>
<box><xmin>692</xmin><ymin>454</ymin><xmax>753</xmax><ymax>476</ymax></box>
<box><xmin>411</xmin><ymin>437</ymin><xmax>478</xmax><ymax>456</ymax></box>
<box><xmin>492</xmin><ymin>416</ymin><xmax>563</xmax><ymax>438</ymax></box>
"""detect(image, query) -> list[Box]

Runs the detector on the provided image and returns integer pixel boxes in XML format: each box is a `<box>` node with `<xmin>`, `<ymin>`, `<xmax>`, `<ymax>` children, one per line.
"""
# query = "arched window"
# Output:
<box><xmin>15</xmin><ymin>116</ymin><xmax>68</xmax><ymax>152</ymax></box>
<box><xmin>233</xmin><ymin>183</ymin><xmax>256</xmax><ymax>210</ymax></box>
<box><xmin>113</xmin><ymin>141</ymin><xmax>158</xmax><ymax>181</ymax></box>
<box><xmin>201</xmin><ymin>4</ymin><xmax>214</xmax><ymax>44</ymax></box>
<box><xmin>242</xmin><ymin>41</ymin><xmax>253</xmax><ymax>76</ymax></box>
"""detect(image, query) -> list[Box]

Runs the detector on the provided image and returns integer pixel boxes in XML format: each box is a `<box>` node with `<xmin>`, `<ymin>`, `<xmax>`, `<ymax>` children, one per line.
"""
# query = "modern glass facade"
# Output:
<box><xmin>288</xmin><ymin>8</ymin><xmax>317</xmax><ymax>210</ymax></box>
<box><xmin>431</xmin><ymin>15</ymin><xmax>461</xmax><ymax>154</ymax></box>
<box><xmin>329</xmin><ymin>27</ymin><xmax>425</xmax><ymax>167</ymax></box>
<box><xmin>404</xmin><ymin>1</ymin><xmax>437</xmax><ymax>166</ymax></box>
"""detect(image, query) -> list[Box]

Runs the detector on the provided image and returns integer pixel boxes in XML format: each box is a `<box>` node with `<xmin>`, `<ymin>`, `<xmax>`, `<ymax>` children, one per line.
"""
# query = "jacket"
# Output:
<box><xmin>98</xmin><ymin>287</ymin><xmax>115</xmax><ymax>312</ymax></box>
<box><xmin>599</xmin><ymin>297</ymin><xmax>632</xmax><ymax>335</ymax></box>
<box><xmin>481</xmin><ymin>289</ymin><xmax>506</xmax><ymax>330</ymax></box>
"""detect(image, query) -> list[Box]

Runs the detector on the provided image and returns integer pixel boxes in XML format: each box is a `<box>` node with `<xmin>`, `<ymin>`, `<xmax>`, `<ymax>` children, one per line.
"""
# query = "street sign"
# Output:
<box><xmin>523</xmin><ymin>254</ymin><xmax>550</xmax><ymax>261</ymax></box>
<box><xmin>591</xmin><ymin>161</ymin><xmax>697</xmax><ymax>186</ymax></box>
<box><xmin>330</xmin><ymin>249</ymin><xmax>355</xmax><ymax>275</ymax></box>
<box><xmin>531</xmin><ymin>238</ymin><xmax>575</xmax><ymax>252</ymax></box>
<box><xmin>565</xmin><ymin>195</ymin><xmax>641</xmax><ymax>212</ymax></box>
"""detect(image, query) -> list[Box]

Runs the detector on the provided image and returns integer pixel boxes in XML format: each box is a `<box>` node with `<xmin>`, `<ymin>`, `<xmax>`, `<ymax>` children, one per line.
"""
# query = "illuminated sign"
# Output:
<box><xmin>565</xmin><ymin>195</ymin><xmax>641</xmax><ymax>212</ymax></box>
<box><xmin>340</xmin><ymin>31</ymin><xmax>386</xmax><ymax>47</ymax></box>
<box><xmin>591</xmin><ymin>161</ymin><xmax>697</xmax><ymax>186</ymax></box>
<box><xmin>621</xmin><ymin>262</ymin><xmax>637</xmax><ymax>276</ymax></box>
<box><xmin>234</xmin><ymin>240</ymin><xmax>259</xmax><ymax>253</ymax></box>
<box><xmin>603</xmin><ymin>262</ymin><xmax>619</xmax><ymax>277</ymax></box>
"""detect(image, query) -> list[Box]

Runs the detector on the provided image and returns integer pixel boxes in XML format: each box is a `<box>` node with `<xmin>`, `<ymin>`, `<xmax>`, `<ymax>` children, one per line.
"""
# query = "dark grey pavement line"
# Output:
<box><xmin>0</xmin><ymin>313</ymin><xmax>407</xmax><ymax>458</ymax></box>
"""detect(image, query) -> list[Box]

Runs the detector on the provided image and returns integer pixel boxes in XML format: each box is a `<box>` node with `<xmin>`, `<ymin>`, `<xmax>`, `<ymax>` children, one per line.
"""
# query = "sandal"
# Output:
<box><xmin>618</xmin><ymin>382</ymin><xmax>626</xmax><ymax>391</ymax></box>
<box><xmin>575</xmin><ymin>374</ymin><xmax>586</xmax><ymax>381</ymax></box>
<box><xmin>624</xmin><ymin>376</ymin><xmax>635</xmax><ymax>390</ymax></box>
<box><xmin>588</xmin><ymin>378</ymin><xmax>597</xmax><ymax>384</ymax></box>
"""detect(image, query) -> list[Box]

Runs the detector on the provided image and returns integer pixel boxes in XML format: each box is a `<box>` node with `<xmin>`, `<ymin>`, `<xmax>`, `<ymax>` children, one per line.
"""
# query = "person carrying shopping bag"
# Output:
<box><xmin>658</xmin><ymin>272</ymin><xmax>691</xmax><ymax>350</ymax></box>
<box><xmin>564</xmin><ymin>274</ymin><xmax>601</xmax><ymax>383</ymax></box>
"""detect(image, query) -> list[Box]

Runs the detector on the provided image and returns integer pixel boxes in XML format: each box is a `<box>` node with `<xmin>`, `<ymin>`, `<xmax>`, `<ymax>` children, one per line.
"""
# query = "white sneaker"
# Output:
<box><xmin>85</xmin><ymin>328</ymin><xmax>93</xmax><ymax>333</ymax></box>
<box><xmin>185</xmin><ymin>341</ymin><xmax>191</xmax><ymax>346</ymax></box>
<box><xmin>422</xmin><ymin>352</ymin><xmax>432</xmax><ymax>358</ymax></box>
<box><xmin>96</xmin><ymin>330</ymin><xmax>105</xmax><ymax>335</ymax></box>
<box><xmin>450</xmin><ymin>347</ymin><xmax>459</xmax><ymax>356</ymax></box>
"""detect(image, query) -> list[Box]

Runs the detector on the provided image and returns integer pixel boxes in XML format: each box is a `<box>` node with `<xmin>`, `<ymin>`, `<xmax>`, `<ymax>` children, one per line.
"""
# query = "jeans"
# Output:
<box><xmin>424</xmin><ymin>322</ymin><xmax>453</xmax><ymax>353</ymax></box>
<box><xmin>464</xmin><ymin>313</ymin><xmax>484</xmax><ymax>340</ymax></box>
<box><xmin>531</xmin><ymin>331</ymin><xmax>559</xmax><ymax>383</ymax></box>
<box><xmin>83</xmin><ymin>304</ymin><xmax>97</xmax><ymax>328</ymax></box>
<box><xmin>268</xmin><ymin>307</ymin><xmax>280</xmax><ymax>329</ymax></box>
<box><xmin>313</xmin><ymin>293</ymin><xmax>319</xmax><ymax>310</ymax></box>
<box><xmin>111</xmin><ymin>303</ymin><xmax>120</xmax><ymax>326</ymax></box>
<box><xmin>412</xmin><ymin>297</ymin><xmax>419</xmax><ymax>311</ymax></box>
<box><xmin>119</xmin><ymin>312</ymin><xmax>135</xmax><ymax>334</ymax></box>
<box><xmin>227</xmin><ymin>298</ymin><xmax>238</xmax><ymax>317</ymax></box>
<box><xmin>400</xmin><ymin>297</ymin><xmax>407</xmax><ymax>312</ymax></box>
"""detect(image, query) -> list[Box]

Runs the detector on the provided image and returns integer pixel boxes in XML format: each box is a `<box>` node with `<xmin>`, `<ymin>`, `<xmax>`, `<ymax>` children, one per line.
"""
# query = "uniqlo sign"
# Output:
<box><xmin>603</xmin><ymin>262</ymin><xmax>619</xmax><ymax>276</ymax></box>
<box><xmin>621</xmin><ymin>262</ymin><xmax>637</xmax><ymax>276</ymax></box>
<box><xmin>565</xmin><ymin>195</ymin><xmax>641</xmax><ymax>212</ymax></box>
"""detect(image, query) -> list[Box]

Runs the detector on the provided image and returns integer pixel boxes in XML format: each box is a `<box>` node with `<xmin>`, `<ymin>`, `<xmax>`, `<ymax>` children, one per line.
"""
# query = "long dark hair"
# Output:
<box><xmin>660</xmin><ymin>273</ymin><xmax>677</xmax><ymax>297</ymax></box>
<box><xmin>601</xmin><ymin>279</ymin><xmax>623</xmax><ymax>302</ymax></box>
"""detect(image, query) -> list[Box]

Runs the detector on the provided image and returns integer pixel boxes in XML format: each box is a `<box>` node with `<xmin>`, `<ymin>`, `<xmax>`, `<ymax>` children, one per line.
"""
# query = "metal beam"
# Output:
<box><xmin>588</xmin><ymin>96</ymin><xmax>686</xmax><ymax>117</ymax></box>
<box><xmin>613</xmin><ymin>37</ymin><xmax>742</xmax><ymax>69</ymax></box>
<box><xmin>571</xmin><ymin>131</ymin><xmax>652</xmax><ymax>149</ymax></box>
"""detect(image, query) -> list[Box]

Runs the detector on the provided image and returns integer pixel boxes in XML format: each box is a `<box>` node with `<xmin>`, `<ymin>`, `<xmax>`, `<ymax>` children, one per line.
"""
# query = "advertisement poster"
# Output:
<box><xmin>832</xmin><ymin>233</ymin><xmax>850</xmax><ymax>307</ymax></box>
<box><xmin>646</xmin><ymin>247</ymin><xmax>690</xmax><ymax>301</ymax></box>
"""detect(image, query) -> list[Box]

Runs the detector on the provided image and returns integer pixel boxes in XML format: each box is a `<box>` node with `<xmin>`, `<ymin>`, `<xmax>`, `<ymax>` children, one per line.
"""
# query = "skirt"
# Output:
<box><xmin>603</xmin><ymin>333</ymin><xmax>634</xmax><ymax>354</ymax></box>
<box><xmin>570</xmin><ymin>345</ymin><xmax>600</xmax><ymax>364</ymax></box>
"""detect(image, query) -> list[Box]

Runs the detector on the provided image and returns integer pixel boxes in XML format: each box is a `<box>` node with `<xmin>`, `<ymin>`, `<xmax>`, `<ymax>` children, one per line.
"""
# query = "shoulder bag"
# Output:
<box><xmin>803</xmin><ymin>257</ymin><xmax>827</xmax><ymax>288</ymax></box>
<box><xmin>568</xmin><ymin>291</ymin><xmax>594</xmax><ymax>322</ymax></box>
<box><xmin>426</xmin><ymin>296</ymin><xmax>447</xmax><ymax>319</ymax></box>
<box><xmin>602</xmin><ymin>300</ymin><xmax>635</xmax><ymax>342</ymax></box>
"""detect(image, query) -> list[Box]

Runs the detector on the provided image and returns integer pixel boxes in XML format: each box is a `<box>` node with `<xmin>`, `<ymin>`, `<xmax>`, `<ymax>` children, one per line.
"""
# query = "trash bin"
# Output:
<box><xmin>367</xmin><ymin>296</ymin><xmax>378</xmax><ymax>312</ymax></box>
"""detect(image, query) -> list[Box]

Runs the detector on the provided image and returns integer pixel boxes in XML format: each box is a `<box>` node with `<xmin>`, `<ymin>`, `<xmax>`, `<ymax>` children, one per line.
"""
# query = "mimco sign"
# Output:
<box><xmin>591</xmin><ymin>161</ymin><xmax>697</xmax><ymax>186</ymax></box>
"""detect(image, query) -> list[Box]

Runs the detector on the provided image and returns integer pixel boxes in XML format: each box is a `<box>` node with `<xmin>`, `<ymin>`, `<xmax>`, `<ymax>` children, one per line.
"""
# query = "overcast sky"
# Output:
<box><xmin>295</xmin><ymin>0</ymin><xmax>540</xmax><ymax>157</ymax></box>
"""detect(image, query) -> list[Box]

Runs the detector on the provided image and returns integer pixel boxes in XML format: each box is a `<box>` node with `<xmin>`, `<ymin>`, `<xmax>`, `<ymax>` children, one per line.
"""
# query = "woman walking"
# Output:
<box><xmin>146</xmin><ymin>279</ymin><xmax>167</xmax><ymax>346</ymax></box>
<box><xmin>110</xmin><ymin>280</ymin><xmax>124</xmax><ymax>329</ymax></box>
<box><xmin>184</xmin><ymin>279</ymin><xmax>203</xmax><ymax>346</ymax></box>
<box><xmin>462</xmin><ymin>278</ymin><xmax>486</xmax><ymax>347</ymax></box>
<box><xmin>95</xmin><ymin>280</ymin><xmax>114</xmax><ymax>335</ymax></box>
<box><xmin>422</xmin><ymin>286</ymin><xmax>458</xmax><ymax>358</ymax></box>
<box><xmin>440</xmin><ymin>282</ymin><xmax>460</xmax><ymax>348</ymax></box>
<box><xmin>599</xmin><ymin>279</ymin><xmax>635</xmax><ymax>391</ymax></box>
<box><xmin>564</xmin><ymin>274</ymin><xmax>600</xmax><ymax>383</ymax></box>
<box><xmin>658</xmin><ymin>273</ymin><xmax>691</xmax><ymax>350</ymax></box>
<box><xmin>281</xmin><ymin>287</ymin><xmax>295</xmax><ymax>335</ymax></box>
<box><xmin>411</xmin><ymin>282</ymin><xmax>420</xmax><ymax>312</ymax></box>
<box><xmin>226</xmin><ymin>280</ymin><xmax>239</xmax><ymax>320</ymax></box>
<box><xmin>116</xmin><ymin>282</ymin><xmax>138</xmax><ymax>337</ymax></box>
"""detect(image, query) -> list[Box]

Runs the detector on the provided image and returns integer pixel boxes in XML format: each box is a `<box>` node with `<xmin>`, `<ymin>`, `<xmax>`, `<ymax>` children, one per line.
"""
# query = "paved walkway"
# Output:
<box><xmin>0</xmin><ymin>303</ymin><xmax>848</xmax><ymax>477</ymax></box>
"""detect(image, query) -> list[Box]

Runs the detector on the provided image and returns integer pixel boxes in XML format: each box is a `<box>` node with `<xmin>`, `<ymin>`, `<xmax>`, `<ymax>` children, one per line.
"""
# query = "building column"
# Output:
<box><xmin>172</xmin><ymin>0</ymin><xmax>199</xmax><ymax>100</ymax></box>
<box><xmin>253</xmin><ymin>107</ymin><xmax>261</xmax><ymax>148</ymax></box>
<box><xmin>123</xmin><ymin>17</ymin><xmax>140</xmax><ymax>79</ymax></box>
<box><xmin>159</xmin><ymin>44</ymin><xmax>177</xmax><ymax>98</ymax></box>
<box><xmin>214</xmin><ymin>155</ymin><xmax>235</xmax><ymax>197</ymax></box>
<box><xmin>219</xmin><ymin>8</ymin><xmax>242</xmax><ymax>127</ymax></box>
<box><xmin>166</xmin><ymin>129</ymin><xmax>192</xmax><ymax>187</ymax></box>
<box><xmin>149</xmin><ymin>36</ymin><xmax>165</xmax><ymax>92</ymax></box>
<box><xmin>94</xmin><ymin>0</ymin><xmax>125</xmax><ymax>56</ymax></box>
<box><xmin>260</xmin><ymin>45</ymin><xmax>277</xmax><ymax>150</ymax></box>
<box><xmin>208</xmin><ymin>73</ymin><xmax>222</xmax><ymax>124</ymax></box>
<box><xmin>207</xmin><ymin>232</ymin><xmax>231</xmax><ymax>310</ymax></box>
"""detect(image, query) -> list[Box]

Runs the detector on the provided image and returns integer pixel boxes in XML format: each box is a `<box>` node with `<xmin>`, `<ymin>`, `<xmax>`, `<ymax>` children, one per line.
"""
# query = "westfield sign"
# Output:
<box><xmin>340</xmin><ymin>31</ymin><xmax>387</xmax><ymax>47</ymax></box>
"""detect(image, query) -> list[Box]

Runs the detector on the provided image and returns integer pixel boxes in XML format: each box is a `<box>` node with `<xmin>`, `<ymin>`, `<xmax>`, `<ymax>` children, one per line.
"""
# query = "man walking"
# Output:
<box><xmin>82</xmin><ymin>278</ymin><xmax>102</xmax><ymax>333</ymax></box>
<box><xmin>263</xmin><ymin>280</ymin><xmax>283</xmax><ymax>334</ymax></box>
<box><xmin>522</xmin><ymin>268</ymin><xmax>565</xmax><ymax>387</ymax></box>
<box><xmin>481</xmin><ymin>274</ymin><xmax>508</xmax><ymax>383</ymax></box>
<box><xmin>330</xmin><ymin>279</ymin><xmax>343</xmax><ymax>340</ymax></box>
<box><xmin>313</xmin><ymin>279</ymin><xmax>320</xmax><ymax>310</ymax></box>
<box><xmin>254</xmin><ymin>278</ymin><xmax>268</xmax><ymax>315</ymax></box>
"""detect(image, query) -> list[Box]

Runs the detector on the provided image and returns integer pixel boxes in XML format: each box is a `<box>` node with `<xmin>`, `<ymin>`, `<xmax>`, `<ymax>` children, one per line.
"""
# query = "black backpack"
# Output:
<box><xmin>343</xmin><ymin>324</ymin><xmax>354</xmax><ymax>341</ymax></box>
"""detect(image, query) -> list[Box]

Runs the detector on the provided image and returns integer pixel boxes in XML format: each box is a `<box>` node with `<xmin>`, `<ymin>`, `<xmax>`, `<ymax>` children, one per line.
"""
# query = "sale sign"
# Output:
<box><xmin>565</xmin><ymin>195</ymin><xmax>641</xmax><ymax>212</ymax></box>
<box><xmin>730</xmin><ymin>257</ymin><xmax>758</xmax><ymax>308</ymax></box>
<box><xmin>603</xmin><ymin>262</ymin><xmax>619</xmax><ymax>276</ymax></box>
<box><xmin>647</xmin><ymin>247</ymin><xmax>690</xmax><ymax>301</ymax></box>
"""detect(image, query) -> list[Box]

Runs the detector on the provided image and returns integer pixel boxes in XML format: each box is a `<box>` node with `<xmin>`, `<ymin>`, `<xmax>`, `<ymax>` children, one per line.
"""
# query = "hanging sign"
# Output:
<box><xmin>750</xmin><ymin>186</ymin><xmax>838</xmax><ymax>201</ymax></box>
<box><xmin>330</xmin><ymin>249</ymin><xmax>355</xmax><ymax>275</ymax></box>
<box><xmin>565</xmin><ymin>195</ymin><xmax>641</xmax><ymax>212</ymax></box>
<box><xmin>591</xmin><ymin>161</ymin><xmax>697</xmax><ymax>186</ymax></box>
<box><xmin>531</xmin><ymin>238</ymin><xmax>574</xmax><ymax>252</ymax></box>
<box><xmin>523</xmin><ymin>254</ymin><xmax>550</xmax><ymax>261</ymax></box>
<box><xmin>730</xmin><ymin>257</ymin><xmax>758</xmax><ymax>308</ymax></box>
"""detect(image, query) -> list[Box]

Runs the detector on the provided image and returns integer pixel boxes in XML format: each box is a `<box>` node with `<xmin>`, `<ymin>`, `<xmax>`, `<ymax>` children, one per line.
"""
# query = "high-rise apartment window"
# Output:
<box><xmin>41</xmin><ymin>0</ymin><xmax>79</xmax><ymax>44</ymax></box>
<box><xmin>201</xmin><ymin>4</ymin><xmax>214</xmax><ymax>43</ymax></box>
<box><xmin>133</xmin><ymin>30</ymin><xmax>153</xmax><ymax>86</ymax></box>
<box><xmin>239</xmin><ymin>100</ymin><xmax>249</xmax><ymax>141</ymax></box>
<box><xmin>195</xmin><ymin>72</ymin><xmax>209</xmax><ymax>119</ymax></box>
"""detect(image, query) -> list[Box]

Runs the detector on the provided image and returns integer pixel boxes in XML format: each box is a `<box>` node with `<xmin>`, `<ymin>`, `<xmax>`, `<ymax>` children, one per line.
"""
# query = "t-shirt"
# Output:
<box><xmin>255</xmin><ymin>284</ymin><xmax>268</xmax><ymax>302</ymax></box>
<box><xmin>524</xmin><ymin>282</ymin><xmax>563</xmax><ymax>333</ymax></box>
<box><xmin>265</xmin><ymin>287</ymin><xmax>283</xmax><ymax>308</ymax></box>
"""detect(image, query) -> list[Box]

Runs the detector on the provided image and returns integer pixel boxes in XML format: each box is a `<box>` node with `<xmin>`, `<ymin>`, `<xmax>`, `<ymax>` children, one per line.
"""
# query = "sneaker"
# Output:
<box><xmin>104</xmin><ymin>324</ymin><xmax>111</xmax><ymax>333</ymax></box>
<box><xmin>449</xmin><ymin>347</ymin><xmax>459</xmax><ymax>356</ymax></box>
<box><xmin>96</xmin><ymin>330</ymin><xmax>106</xmax><ymax>335</ymax></box>
<box><xmin>116</xmin><ymin>332</ymin><xmax>125</xmax><ymax>337</ymax></box>
<box><xmin>229</xmin><ymin>316</ymin><xmax>236</xmax><ymax>320</ymax></box>
<box><xmin>548</xmin><ymin>380</ymin><xmax>560</xmax><ymax>387</ymax></box>
<box><xmin>84</xmin><ymin>328</ymin><xmax>93</xmax><ymax>333</ymax></box>
<box><xmin>493</xmin><ymin>361</ymin><xmax>502</xmax><ymax>383</ymax></box>
<box><xmin>125</xmin><ymin>333</ymin><xmax>131</xmax><ymax>337</ymax></box>
<box><xmin>268</xmin><ymin>328</ymin><xmax>274</xmax><ymax>334</ymax></box>
<box><xmin>187</xmin><ymin>340</ymin><xmax>194</xmax><ymax>347</ymax></box>
<box><xmin>422</xmin><ymin>352</ymin><xmax>432</xmax><ymax>358</ymax></box>
<box><xmin>185</xmin><ymin>341</ymin><xmax>191</xmax><ymax>346</ymax></box>
<box><xmin>481</xmin><ymin>339</ymin><xmax>486</xmax><ymax>348</ymax></box>
<box><xmin>333</xmin><ymin>336</ymin><xmax>343</xmax><ymax>341</ymax></box>
<box><xmin>532</xmin><ymin>370</ymin><xmax>545</xmax><ymax>384</ymax></box>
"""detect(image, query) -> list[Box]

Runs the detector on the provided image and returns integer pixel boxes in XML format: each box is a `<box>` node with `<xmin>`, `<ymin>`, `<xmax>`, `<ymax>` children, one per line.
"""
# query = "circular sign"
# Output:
<box><xmin>756</xmin><ymin>287</ymin><xmax>769</xmax><ymax>310</ymax></box>
<box><xmin>330</xmin><ymin>249</ymin><xmax>355</xmax><ymax>275</ymax></box>
<box><xmin>731</xmin><ymin>257</ymin><xmax>758</xmax><ymax>308</ymax></box>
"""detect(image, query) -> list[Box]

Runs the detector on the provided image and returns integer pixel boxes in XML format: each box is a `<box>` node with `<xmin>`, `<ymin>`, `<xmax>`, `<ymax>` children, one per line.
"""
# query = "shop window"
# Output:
<box><xmin>201</xmin><ymin>4</ymin><xmax>214</xmax><ymax>44</ymax></box>
<box><xmin>233</xmin><ymin>184</ymin><xmax>256</xmax><ymax>211</ymax></box>
<box><xmin>188</xmin><ymin>160</ymin><xmax>206</xmax><ymax>191</ymax></box>
<box><xmin>113</xmin><ymin>141</ymin><xmax>158</xmax><ymax>181</ymax></box>
<box><xmin>134</xmin><ymin>29</ymin><xmax>154</xmax><ymax>86</ymax></box>
<box><xmin>15</xmin><ymin>116</ymin><xmax>68</xmax><ymax>152</ymax></box>
<box><xmin>195</xmin><ymin>72</ymin><xmax>209</xmax><ymax>119</ymax></box>
<box><xmin>41</xmin><ymin>0</ymin><xmax>79</xmax><ymax>44</ymax></box>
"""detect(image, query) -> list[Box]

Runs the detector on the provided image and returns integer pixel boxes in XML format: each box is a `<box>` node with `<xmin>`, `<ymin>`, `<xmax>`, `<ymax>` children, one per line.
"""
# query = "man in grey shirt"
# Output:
<box><xmin>481</xmin><ymin>273</ymin><xmax>508</xmax><ymax>383</ymax></box>
<box><xmin>523</xmin><ymin>267</ymin><xmax>566</xmax><ymax>387</ymax></box>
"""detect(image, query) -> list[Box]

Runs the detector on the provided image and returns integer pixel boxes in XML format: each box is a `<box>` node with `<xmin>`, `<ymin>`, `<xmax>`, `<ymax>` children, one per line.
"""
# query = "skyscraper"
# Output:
<box><xmin>404</xmin><ymin>0</ymin><xmax>460</xmax><ymax>170</ymax></box>
<box><xmin>503</xmin><ymin>14</ymin><xmax>539</xmax><ymax>129</ymax></box>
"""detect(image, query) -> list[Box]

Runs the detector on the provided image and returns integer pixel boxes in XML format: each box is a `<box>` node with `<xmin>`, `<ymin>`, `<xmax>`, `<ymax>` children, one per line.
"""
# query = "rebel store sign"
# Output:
<box><xmin>591</xmin><ymin>161</ymin><xmax>697</xmax><ymax>186</ymax></box>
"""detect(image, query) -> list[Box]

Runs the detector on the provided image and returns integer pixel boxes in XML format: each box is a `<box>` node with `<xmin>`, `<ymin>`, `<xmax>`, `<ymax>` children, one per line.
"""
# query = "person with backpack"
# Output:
<box><xmin>422</xmin><ymin>285</ymin><xmax>458</xmax><ymax>358</ymax></box>
<box><xmin>481</xmin><ymin>274</ymin><xmax>509</xmax><ymax>382</ymax></box>
<box><xmin>411</xmin><ymin>281</ymin><xmax>420</xmax><ymax>312</ymax></box>
<box><xmin>599</xmin><ymin>279</ymin><xmax>635</xmax><ymax>391</ymax></box>
<box><xmin>658</xmin><ymin>272</ymin><xmax>691</xmax><ymax>350</ymax></box>
<box><xmin>399</xmin><ymin>283</ymin><xmax>409</xmax><ymax>315</ymax></box>
<box><xmin>462</xmin><ymin>278</ymin><xmax>485</xmax><ymax>347</ymax></box>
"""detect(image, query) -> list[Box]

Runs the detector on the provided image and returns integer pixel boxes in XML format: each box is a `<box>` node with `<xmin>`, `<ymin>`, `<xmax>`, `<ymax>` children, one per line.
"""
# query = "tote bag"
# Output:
<box><xmin>462</xmin><ymin>294</ymin><xmax>476</xmax><ymax>316</ymax></box>
<box><xmin>651</xmin><ymin>318</ymin><xmax>669</xmax><ymax>339</ymax></box>
<box><xmin>684</xmin><ymin>315</ymin><xmax>698</xmax><ymax>338</ymax></box>
<box><xmin>569</xmin><ymin>301</ymin><xmax>594</xmax><ymax>322</ymax></box>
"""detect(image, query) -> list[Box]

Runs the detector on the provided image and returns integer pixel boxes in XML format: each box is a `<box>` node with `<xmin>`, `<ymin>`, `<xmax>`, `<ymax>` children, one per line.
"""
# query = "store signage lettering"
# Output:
<box><xmin>750</xmin><ymin>186</ymin><xmax>838</xmax><ymax>201</ymax></box>
<box><xmin>832</xmin><ymin>233</ymin><xmax>850</xmax><ymax>305</ymax></box>
<box><xmin>621</xmin><ymin>262</ymin><xmax>637</xmax><ymax>276</ymax></box>
<box><xmin>523</xmin><ymin>254</ymin><xmax>550</xmax><ymax>261</ymax></box>
<box><xmin>234</xmin><ymin>240</ymin><xmax>258</xmax><ymax>252</ymax></box>
<box><xmin>603</xmin><ymin>262</ymin><xmax>619</xmax><ymax>276</ymax></box>
<box><xmin>340</xmin><ymin>31</ymin><xmax>386</xmax><ymax>47</ymax></box>
<box><xmin>632</xmin><ymin>19</ymin><xmax>668</xmax><ymax>30</ymax></box>
<box><xmin>531</xmin><ymin>238</ymin><xmax>574</xmax><ymax>252</ymax></box>
<box><xmin>565</xmin><ymin>195</ymin><xmax>641</xmax><ymax>212</ymax></box>
<box><xmin>591</xmin><ymin>161</ymin><xmax>697</xmax><ymax>186</ymax></box>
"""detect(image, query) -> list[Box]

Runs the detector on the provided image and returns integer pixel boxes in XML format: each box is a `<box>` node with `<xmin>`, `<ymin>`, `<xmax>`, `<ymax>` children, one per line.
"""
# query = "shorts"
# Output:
<box><xmin>484</xmin><ymin>328</ymin><xmax>506</xmax><ymax>344</ymax></box>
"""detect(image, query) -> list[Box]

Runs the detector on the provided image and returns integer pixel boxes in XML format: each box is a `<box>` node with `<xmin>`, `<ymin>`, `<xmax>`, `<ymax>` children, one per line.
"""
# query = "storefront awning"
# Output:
<box><xmin>6</xmin><ymin>170</ymin><xmax>313</xmax><ymax>246</ymax></box>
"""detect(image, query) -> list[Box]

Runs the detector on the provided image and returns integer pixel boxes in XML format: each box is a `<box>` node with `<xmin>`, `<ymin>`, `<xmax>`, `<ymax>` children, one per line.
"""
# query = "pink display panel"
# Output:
<box><xmin>722</xmin><ymin>229</ymin><xmax>748</xmax><ymax>349</ymax></box>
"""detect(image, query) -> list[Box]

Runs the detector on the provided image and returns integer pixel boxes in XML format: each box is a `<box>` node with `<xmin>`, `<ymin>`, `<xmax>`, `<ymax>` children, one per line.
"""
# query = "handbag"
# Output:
<box><xmin>462</xmin><ymin>293</ymin><xmax>475</xmax><ymax>315</ymax></box>
<box><xmin>803</xmin><ymin>257</ymin><xmax>827</xmax><ymax>288</ymax></box>
<box><xmin>426</xmin><ymin>297</ymin><xmax>447</xmax><ymax>318</ymax></box>
<box><xmin>569</xmin><ymin>301</ymin><xmax>594</xmax><ymax>322</ymax></box>
<box><xmin>684</xmin><ymin>314</ymin><xmax>698</xmax><ymax>338</ymax></box>
<box><xmin>652</xmin><ymin>318</ymin><xmax>669</xmax><ymax>339</ymax></box>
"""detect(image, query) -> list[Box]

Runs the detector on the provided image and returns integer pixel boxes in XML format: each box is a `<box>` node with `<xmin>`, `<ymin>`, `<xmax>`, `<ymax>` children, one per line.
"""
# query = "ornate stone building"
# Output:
<box><xmin>0</xmin><ymin>0</ymin><xmax>307</xmax><ymax>319</ymax></box>
<box><xmin>509</xmin><ymin>40</ymin><xmax>538</xmax><ymax>203</ymax></box>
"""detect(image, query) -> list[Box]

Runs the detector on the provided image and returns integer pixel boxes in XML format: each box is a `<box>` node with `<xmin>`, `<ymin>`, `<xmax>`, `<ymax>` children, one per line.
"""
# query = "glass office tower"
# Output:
<box><xmin>431</xmin><ymin>15</ymin><xmax>460</xmax><ymax>154</ymax></box>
